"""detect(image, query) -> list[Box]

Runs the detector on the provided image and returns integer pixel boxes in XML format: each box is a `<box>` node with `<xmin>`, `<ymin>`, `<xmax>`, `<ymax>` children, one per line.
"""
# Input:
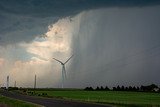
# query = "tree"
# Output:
<box><xmin>140</xmin><ymin>85</ymin><xmax>144</xmax><ymax>91</ymax></box>
<box><xmin>105</xmin><ymin>86</ymin><xmax>110</xmax><ymax>91</ymax></box>
<box><xmin>84</xmin><ymin>87</ymin><xmax>94</xmax><ymax>91</ymax></box>
<box><xmin>141</xmin><ymin>84</ymin><xmax>159</xmax><ymax>92</ymax></box>
<box><xmin>150</xmin><ymin>84</ymin><xmax>158</xmax><ymax>89</ymax></box>
<box><xmin>129</xmin><ymin>86</ymin><xmax>133</xmax><ymax>91</ymax></box>
<box><xmin>96</xmin><ymin>86</ymin><xmax>100</xmax><ymax>91</ymax></box>
<box><xmin>100</xmin><ymin>86</ymin><xmax>104</xmax><ymax>90</ymax></box>
<box><xmin>117</xmin><ymin>85</ymin><xmax>120</xmax><ymax>91</ymax></box>
<box><xmin>121</xmin><ymin>86</ymin><xmax>125</xmax><ymax>91</ymax></box>
<box><xmin>125</xmin><ymin>87</ymin><xmax>129</xmax><ymax>91</ymax></box>
<box><xmin>136</xmin><ymin>86</ymin><xmax>140</xmax><ymax>91</ymax></box>
<box><xmin>132</xmin><ymin>86</ymin><xmax>136</xmax><ymax>91</ymax></box>
<box><xmin>113</xmin><ymin>87</ymin><xmax>116</xmax><ymax>91</ymax></box>
<box><xmin>84</xmin><ymin>87</ymin><xmax>89</xmax><ymax>90</ymax></box>
<box><xmin>89</xmin><ymin>87</ymin><xmax>94</xmax><ymax>91</ymax></box>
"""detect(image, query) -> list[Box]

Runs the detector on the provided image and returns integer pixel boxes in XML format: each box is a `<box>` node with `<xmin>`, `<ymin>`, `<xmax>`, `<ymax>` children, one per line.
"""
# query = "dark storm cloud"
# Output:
<box><xmin>0</xmin><ymin>0</ymin><xmax>160</xmax><ymax>45</ymax></box>
<box><xmin>0</xmin><ymin>0</ymin><xmax>160</xmax><ymax>17</ymax></box>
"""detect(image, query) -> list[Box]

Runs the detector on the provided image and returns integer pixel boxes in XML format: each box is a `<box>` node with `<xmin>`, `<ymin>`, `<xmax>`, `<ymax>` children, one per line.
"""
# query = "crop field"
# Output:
<box><xmin>0</xmin><ymin>94</ymin><xmax>40</xmax><ymax>107</ymax></box>
<box><xmin>31</xmin><ymin>90</ymin><xmax>160</xmax><ymax>107</ymax></box>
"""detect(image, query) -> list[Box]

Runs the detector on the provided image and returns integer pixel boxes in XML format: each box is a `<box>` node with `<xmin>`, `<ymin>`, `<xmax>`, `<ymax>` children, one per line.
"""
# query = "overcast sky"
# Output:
<box><xmin>0</xmin><ymin>0</ymin><xmax>160</xmax><ymax>88</ymax></box>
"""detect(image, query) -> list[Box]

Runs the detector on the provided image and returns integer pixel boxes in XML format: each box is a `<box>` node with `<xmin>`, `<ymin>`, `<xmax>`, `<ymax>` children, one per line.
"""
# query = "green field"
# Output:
<box><xmin>0</xmin><ymin>94</ymin><xmax>40</xmax><ymax>107</ymax></box>
<box><xmin>31</xmin><ymin>90</ymin><xmax>160</xmax><ymax>107</ymax></box>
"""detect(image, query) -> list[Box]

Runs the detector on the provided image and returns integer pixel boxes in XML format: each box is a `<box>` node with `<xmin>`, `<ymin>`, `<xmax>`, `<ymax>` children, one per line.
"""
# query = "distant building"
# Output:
<box><xmin>152</xmin><ymin>88</ymin><xmax>159</xmax><ymax>92</ymax></box>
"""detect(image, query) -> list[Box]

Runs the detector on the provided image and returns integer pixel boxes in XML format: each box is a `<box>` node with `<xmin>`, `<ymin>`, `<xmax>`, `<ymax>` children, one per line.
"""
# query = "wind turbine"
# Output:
<box><xmin>53</xmin><ymin>55</ymin><xmax>73</xmax><ymax>88</ymax></box>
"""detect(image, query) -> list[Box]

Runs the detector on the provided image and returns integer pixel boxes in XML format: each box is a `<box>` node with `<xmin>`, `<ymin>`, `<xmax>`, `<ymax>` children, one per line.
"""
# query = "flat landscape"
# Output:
<box><xmin>1</xmin><ymin>1</ymin><xmax>160</xmax><ymax>107</ymax></box>
<box><xmin>0</xmin><ymin>89</ymin><xmax>109</xmax><ymax>107</ymax></box>
<box><xmin>30</xmin><ymin>90</ymin><xmax>160</xmax><ymax>107</ymax></box>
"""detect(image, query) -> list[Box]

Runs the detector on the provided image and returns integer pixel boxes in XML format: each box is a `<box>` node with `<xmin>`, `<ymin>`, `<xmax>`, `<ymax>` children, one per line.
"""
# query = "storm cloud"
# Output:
<box><xmin>0</xmin><ymin>0</ymin><xmax>160</xmax><ymax>44</ymax></box>
<box><xmin>67</xmin><ymin>7</ymin><xmax>160</xmax><ymax>88</ymax></box>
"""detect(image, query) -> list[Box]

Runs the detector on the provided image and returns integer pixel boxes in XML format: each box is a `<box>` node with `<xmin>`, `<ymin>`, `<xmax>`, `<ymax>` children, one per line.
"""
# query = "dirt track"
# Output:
<box><xmin>0</xmin><ymin>90</ymin><xmax>110</xmax><ymax>107</ymax></box>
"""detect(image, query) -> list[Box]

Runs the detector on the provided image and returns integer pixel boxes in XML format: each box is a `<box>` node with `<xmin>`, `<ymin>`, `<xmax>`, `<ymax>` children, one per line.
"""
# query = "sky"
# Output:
<box><xmin>0</xmin><ymin>0</ymin><xmax>160</xmax><ymax>88</ymax></box>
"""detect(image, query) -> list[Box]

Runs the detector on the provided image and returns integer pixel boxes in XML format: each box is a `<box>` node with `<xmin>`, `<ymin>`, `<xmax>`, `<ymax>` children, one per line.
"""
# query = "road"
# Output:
<box><xmin>0</xmin><ymin>90</ymin><xmax>110</xmax><ymax>107</ymax></box>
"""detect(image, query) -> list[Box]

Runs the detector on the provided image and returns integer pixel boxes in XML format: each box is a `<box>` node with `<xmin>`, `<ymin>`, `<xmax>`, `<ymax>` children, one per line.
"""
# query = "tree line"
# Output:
<box><xmin>84</xmin><ymin>84</ymin><xmax>160</xmax><ymax>92</ymax></box>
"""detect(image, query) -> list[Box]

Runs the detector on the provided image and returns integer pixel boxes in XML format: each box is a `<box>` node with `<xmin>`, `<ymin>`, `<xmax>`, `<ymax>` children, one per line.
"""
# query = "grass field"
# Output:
<box><xmin>0</xmin><ymin>94</ymin><xmax>40</xmax><ymax>107</ymax></box>
<box><xmin>31</xmin><ymin>90</ymin><xmax>160</xmax><ymax>107</ymax></box>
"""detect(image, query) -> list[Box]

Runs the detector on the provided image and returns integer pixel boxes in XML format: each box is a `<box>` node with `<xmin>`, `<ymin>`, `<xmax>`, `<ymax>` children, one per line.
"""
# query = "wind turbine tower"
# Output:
<box><xmin>53</xmin><ymin>55</ymin><xmax>73</xmax><ymax>88</ymax></box>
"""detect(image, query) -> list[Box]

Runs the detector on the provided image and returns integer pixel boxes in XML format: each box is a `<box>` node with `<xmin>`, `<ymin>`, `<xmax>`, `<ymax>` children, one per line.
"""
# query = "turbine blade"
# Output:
<box><xmin>53</xmin><ymin>58</ymin><xmax>63</xmax><ymax>64</ymax></box>
<box><xmin>64</xmin><ymin>55</ymin><xmax>74</xmax><ymax>64</ymax></box>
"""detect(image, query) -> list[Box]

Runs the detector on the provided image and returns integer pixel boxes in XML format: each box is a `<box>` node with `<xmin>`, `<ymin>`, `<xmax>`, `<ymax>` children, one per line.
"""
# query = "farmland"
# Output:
<box><xmin>29</xmin><ymin>90</ymin><xmax>160</xmax><ymax>107</ymax></box>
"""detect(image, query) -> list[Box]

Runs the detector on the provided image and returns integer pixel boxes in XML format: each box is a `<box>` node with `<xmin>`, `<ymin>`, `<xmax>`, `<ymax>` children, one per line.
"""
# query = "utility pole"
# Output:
<box><xmin>34</xmin><ymin>75</ymin><xmax>36</xmax><ymax>89</ymax></box>
<box><xmin>14</xmin><ymin>81</ymin><xmax>16</xmax><ymax>87</ymax></box>
<box><xmin>6</xmin><ymin>76</ymin><xmax>9</xmax><ymax>90</ymax></box>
